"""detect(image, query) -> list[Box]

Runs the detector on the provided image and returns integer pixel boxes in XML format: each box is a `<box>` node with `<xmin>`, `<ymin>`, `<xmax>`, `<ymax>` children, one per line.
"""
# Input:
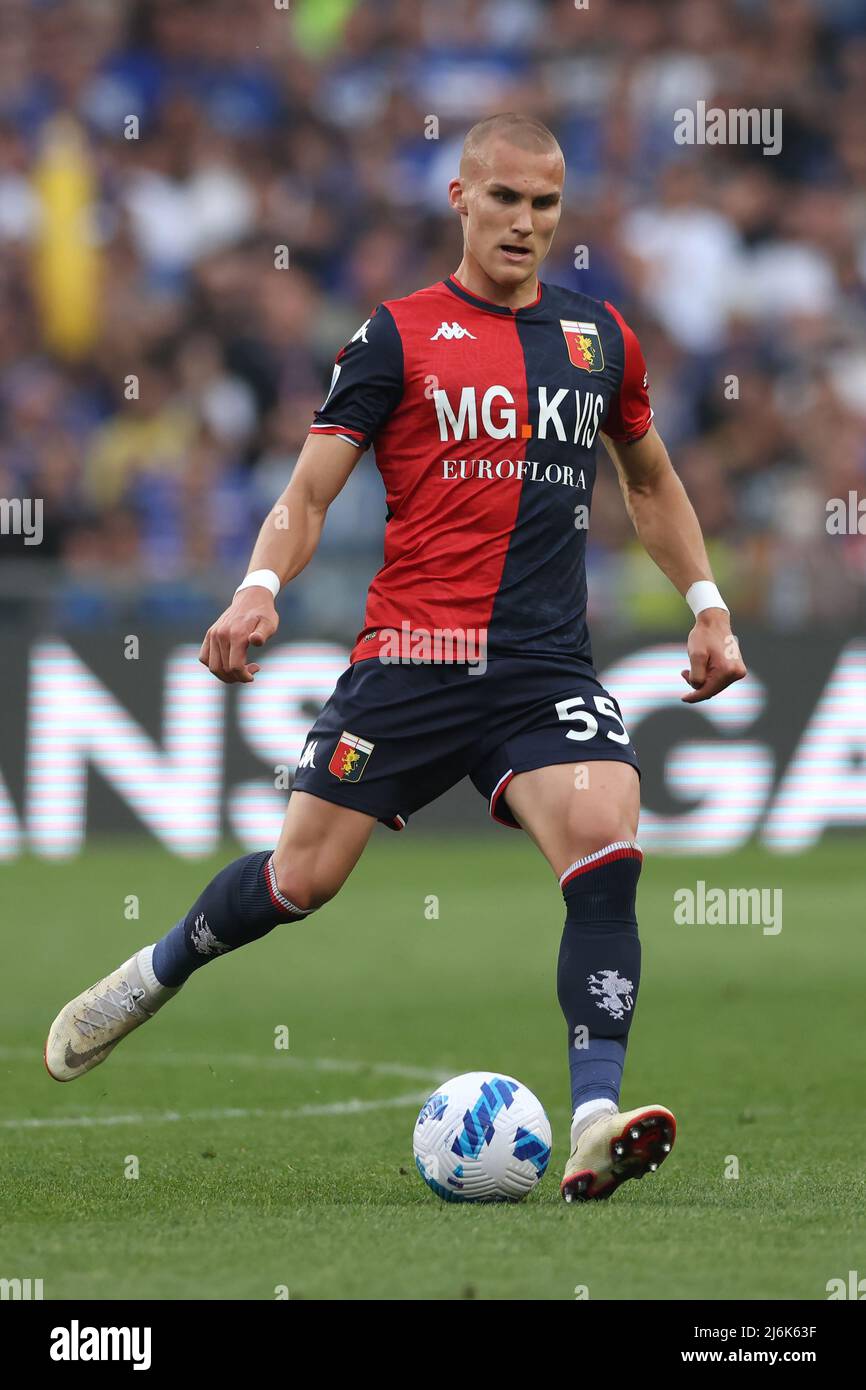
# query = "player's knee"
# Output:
<box><xmin>271</xmin><ymin>873</ymin><xmax>332</xmax><ymax>914</ymax></box>
<box><xmin>564</xmin><ymin>820</ymin><xmax>639</xmax><ymax>865</ymax></box>
<box><xmin>270</xmin><ymin>858</ymin><xmax>342</xmax><ymax>914</ymax></box>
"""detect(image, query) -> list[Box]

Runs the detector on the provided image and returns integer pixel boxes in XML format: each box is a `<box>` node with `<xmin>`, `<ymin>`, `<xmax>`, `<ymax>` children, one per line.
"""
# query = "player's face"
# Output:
<box><xmin>451</xmin><ymin>140</ymin><xmax>564</xmax><ymax>289</ymax></box>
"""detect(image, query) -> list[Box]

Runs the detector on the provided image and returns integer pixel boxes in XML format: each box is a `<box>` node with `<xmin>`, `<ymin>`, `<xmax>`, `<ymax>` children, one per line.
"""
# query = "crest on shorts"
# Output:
<box><xmin>328</xmin><ymin>730</ymin><xmax>374</xmax><ymax>782</ymax></box>
<box><xmin>561</xmin><ymin>319</ymin><xmax>604</xmax><ymax>373</ymax></box>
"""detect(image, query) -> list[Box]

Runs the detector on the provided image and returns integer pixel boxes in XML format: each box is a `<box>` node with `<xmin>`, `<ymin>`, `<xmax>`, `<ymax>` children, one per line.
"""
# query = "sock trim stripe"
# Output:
<box><xmin>560</xmin><ymin>841</ymin><xmax>643</xmax><ymax>890</ymax></box>
<box><xmin>264</xmin><ymin>856</ymin><xmax>312</xmax><ymax>918</ymax></box>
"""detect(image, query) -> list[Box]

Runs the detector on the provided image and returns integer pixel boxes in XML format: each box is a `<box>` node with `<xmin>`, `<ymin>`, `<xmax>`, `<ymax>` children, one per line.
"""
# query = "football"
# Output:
<box><xmin>413</xmin><ymin>1072</ymin><xmax>552</xmax><ymax>1202</ymax></box>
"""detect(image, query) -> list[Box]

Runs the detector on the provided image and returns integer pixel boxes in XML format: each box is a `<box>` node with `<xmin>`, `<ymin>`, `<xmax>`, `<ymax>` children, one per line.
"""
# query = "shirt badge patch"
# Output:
<box><xmin>329</xmin><ymin>731</ymin><xmax>374</xmax><ymax>782</ymax></box>
<box><xmin>560</xmin><ymin>320</ymin><xmax>605</xmax><ymax>373</ymax></box>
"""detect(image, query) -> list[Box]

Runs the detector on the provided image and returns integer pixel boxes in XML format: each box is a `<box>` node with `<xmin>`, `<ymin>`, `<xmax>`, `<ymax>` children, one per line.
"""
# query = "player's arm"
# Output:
<box><xmin>198</xmin><ymin>433</ymin><xmax>360</xmax><ymax>684</ymax></box>
<box><xmin>200</xmin><ymin>304</ymin><xmax>404</xmax><ymax>685</ymax></box>
<box><xmin>600</xmin><ymin>423</ymin><xmax>746</xmax><ymax>703</ymax></box>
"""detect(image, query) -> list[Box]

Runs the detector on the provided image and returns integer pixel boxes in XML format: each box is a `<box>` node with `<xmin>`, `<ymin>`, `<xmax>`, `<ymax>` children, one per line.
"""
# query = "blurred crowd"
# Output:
<box><xmin>1</xmin><ymin>0</ymin><xmax>865</xmax><ymax>636</ymax></box>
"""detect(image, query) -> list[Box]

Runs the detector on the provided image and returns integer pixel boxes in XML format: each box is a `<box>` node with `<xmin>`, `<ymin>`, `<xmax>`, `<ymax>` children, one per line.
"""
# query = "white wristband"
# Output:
<box><xmin>235</xmin><ymin>569</ymin><xmax>280</xmax><ymax>599</ymax></box>
<box><xmin>686</xmin><ymin>580</ymin><xmax>728</xmax><ymax>617</ymax></box>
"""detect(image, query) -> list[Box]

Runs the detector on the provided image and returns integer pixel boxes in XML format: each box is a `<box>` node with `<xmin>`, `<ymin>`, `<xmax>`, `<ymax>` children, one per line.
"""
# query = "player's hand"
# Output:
<box><xmin>198</xmin><ymin>588</ymin><xmax>279</xmax><ymax>684</ymax></box>
<box><xmin>681</xmin><ymin>611</ymin><xmax>746</xmax><ymax>704</ymax></box>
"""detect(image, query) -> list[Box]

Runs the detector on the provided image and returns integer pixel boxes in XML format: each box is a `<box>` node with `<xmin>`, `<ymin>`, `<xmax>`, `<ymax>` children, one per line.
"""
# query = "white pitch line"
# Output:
<box><xmin>0</xmin><ymin>1046</ymin><xmax>444</xmax><ymax>1083</ymax></box>
<box><xmin>1</xmin><ymin>1091</ymin><xmax>430</xmax><ymax>1131</ymax></box>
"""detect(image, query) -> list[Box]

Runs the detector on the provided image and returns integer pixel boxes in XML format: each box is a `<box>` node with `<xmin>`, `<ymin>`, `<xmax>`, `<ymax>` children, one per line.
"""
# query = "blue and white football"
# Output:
<box><xmin>413</xmin><ymin>1071</ymin><xmax>551</xmax><ymax>1202</ymax></box>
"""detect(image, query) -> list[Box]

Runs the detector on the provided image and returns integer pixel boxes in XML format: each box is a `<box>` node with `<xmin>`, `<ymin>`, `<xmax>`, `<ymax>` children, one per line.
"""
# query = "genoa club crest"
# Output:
<box><xmin>560</xmin><ymin>320</ymin><xmax>604</xmax><ymax>373</ymax></box>
<box><xmin>328</xmin><ymin>730</ymin><xmax>374</xmax><ymax>782</ymax></box>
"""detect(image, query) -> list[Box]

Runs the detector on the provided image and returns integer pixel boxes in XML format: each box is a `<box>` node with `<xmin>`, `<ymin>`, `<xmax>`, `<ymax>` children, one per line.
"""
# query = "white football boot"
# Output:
<box><xmin>561</xmin><ymin>1101</ymin><xmax>677</xmax><ymax>1202</ymax></box>
<box><xmin>45</xmin><ymin>947</ymin><xmax>180</xmax><ymax>1082</ymax></box>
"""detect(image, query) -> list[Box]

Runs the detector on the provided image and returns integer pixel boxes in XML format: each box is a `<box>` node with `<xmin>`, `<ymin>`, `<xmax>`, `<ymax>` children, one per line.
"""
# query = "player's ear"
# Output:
<box><xmin>448</xmin><ymin>178</ymin><xmax>468</xmax><ymax>215</ymax></box>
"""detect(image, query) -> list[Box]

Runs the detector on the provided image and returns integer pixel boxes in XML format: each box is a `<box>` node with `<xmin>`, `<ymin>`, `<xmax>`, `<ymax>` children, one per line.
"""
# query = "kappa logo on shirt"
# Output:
<box><xmin>431</xmin><ymin>321</ymin><xmax>477</xmax><ymax>341</ymax></box>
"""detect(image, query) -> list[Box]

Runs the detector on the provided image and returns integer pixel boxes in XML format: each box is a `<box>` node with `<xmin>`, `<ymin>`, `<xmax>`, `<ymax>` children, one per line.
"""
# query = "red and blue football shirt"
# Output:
<box><xmin>310</xmin><ymin>275</ymin><xmax>653</xmax><ymax>668</ymax></box>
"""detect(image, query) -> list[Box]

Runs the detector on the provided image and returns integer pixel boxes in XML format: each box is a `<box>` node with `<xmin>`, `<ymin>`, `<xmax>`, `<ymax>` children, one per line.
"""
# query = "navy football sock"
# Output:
<box><xmin>151</xmin><ymin>851</ymin><xmax>312</xmax><ymax>987</ymax></box>
<box><xmin>556</xmin><ymin>842</ymin><xmax>643</xmax><ymax>1113</ymax></box>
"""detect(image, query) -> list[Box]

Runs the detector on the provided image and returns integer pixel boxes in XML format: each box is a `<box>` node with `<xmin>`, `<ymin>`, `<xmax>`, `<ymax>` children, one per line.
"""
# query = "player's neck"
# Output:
<box><xmin>452</xmin><ymin>257</ymin><xmax>540</xmax><ymax>311</ymax></box>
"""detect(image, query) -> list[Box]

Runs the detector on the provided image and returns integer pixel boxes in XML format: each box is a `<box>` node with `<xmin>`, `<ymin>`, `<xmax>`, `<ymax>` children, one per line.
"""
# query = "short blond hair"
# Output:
<box><xmin>460</xmin><ymin>113</ymin><xmax>564</xmax><ymax>174</ymax></box>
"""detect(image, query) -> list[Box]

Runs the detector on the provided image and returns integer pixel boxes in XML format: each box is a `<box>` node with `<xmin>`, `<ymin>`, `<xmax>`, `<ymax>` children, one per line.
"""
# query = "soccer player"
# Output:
<box><xmin>46</xmin><ymin>114</ymin><xmax>746</xmax><ymax>1202</ymax></box>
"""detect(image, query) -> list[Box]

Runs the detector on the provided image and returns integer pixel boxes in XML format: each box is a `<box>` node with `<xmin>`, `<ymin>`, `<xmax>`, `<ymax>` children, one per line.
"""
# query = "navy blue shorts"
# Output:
<box><xmin>291</xmin><ymin>654</ymin><xmax>640</xmax><ymax>831</ymax></box>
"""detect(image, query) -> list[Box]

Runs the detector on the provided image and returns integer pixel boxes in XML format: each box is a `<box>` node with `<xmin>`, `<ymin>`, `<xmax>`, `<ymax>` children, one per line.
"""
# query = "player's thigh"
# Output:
<box><xmin>272</xmin><ymin>790</ymin><xmax>376</xmax><ymax>909</ymax></box>
<box><xmin>504</xmin><ymin>761</ymin><xmax>640</xmax><ymax>879</ymax></box>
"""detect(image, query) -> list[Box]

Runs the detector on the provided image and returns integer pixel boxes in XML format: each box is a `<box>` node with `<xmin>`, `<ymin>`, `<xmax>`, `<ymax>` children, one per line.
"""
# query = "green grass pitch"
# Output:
<box><xmin>1</xmin><ymin>834</ymin><xmax>863</xmax><ymax>1301</ymax></box>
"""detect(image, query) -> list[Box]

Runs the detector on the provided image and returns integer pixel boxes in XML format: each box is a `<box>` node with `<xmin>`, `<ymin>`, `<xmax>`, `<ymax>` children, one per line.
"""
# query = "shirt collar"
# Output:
<box><xmin>444</xmin><ymin>273</ymin><xmax>544</xmax><ymax>318</ymax></box>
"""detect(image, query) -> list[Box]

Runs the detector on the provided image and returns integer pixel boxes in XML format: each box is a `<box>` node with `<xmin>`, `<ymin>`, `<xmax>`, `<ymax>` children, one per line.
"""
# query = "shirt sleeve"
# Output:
<box><xmin>601</xmin><ymin>301</ymin><xmax>654</xmax><ymax>444</ymax></box>
<box><xmin>310</xmin><ymin>303</ymin><xmax>404</xmax><ymax>449</ymax></box>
